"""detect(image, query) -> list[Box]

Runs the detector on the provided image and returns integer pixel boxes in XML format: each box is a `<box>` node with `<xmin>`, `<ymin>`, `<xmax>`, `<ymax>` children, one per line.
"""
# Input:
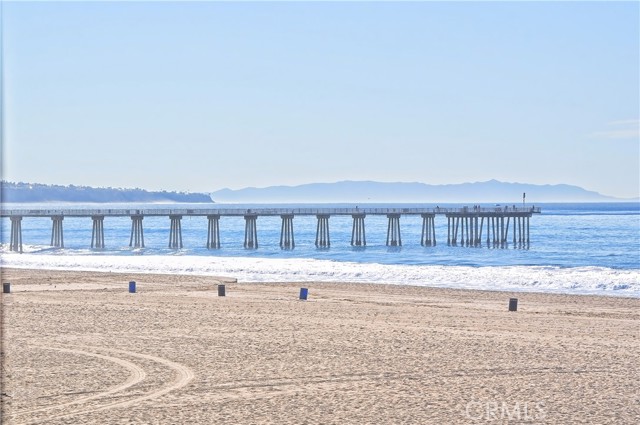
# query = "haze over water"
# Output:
<box><xmin>1</xmin><ymin>202</ymin><xmax>638</xmax><ymax>297</ymax></box>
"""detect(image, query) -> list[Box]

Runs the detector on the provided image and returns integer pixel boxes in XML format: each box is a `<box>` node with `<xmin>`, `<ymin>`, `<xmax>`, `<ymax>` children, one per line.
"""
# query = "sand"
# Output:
<box><xmin>1</xmin><ymin>268</ymin><xmax>638</xmax><ymax>424</ymax></box>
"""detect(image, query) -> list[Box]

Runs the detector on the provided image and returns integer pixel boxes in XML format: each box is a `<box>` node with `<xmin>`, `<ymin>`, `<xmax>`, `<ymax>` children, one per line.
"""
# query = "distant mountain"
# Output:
<box><xmin>211</xmin><ymin>180</ymin><xmax>628</xmax><ymax>203</ymax></box>
<box><xmin>1</xmin><ymin>181</ymin><xmax>213</xmax><ymax>203</ymax></box>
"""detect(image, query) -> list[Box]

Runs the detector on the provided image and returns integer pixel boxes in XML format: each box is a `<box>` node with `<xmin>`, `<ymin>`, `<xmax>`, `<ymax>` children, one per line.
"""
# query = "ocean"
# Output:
<box><xmin>1</xmin><ymin>202</ymin><xmax>638</xmax><ymax>297</ymax></box>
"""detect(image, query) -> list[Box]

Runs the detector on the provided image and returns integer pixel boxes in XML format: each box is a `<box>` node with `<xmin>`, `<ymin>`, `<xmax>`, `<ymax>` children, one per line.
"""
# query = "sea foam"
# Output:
<box><xmin>1</xmin><ymin>253</ymin><xmax>638</xmax><ymax>297</ymax></box>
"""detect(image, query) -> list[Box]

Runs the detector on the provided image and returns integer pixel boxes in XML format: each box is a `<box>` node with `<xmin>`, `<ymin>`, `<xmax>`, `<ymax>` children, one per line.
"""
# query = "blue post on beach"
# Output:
<box><xmin>129</xmin><ymin>281</ymin><xmax>136</xmax><ymax>293</ymax></box>
<box><xmin>3</xmin><ymin>282</ymin><xmax>10</xmax><ymax>294</ymax></box>
<box><xmin>218</xmin><ymin>284</ymin><xmax>226</xmax><ymax>297</ymax></box>
<box><xmin>299</xmin><ymin>287</ymin><xmax>308</xmax><ymax>300</ymax></box>
<box><xmin>509</xmin><ymin>298</ymin><xmax>518</xmax><ymax>312</ymax></box>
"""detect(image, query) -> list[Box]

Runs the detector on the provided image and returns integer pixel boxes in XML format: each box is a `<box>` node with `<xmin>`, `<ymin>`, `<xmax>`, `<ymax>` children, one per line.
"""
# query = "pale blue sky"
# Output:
<box><xmin>2</xmin><ymin>1</ymin><xmax>639</xmax><ymax>198</ymax></box>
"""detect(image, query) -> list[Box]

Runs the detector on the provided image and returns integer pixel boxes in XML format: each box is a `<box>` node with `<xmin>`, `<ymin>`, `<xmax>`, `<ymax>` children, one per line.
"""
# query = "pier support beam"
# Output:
<box><xmin>421</xmin><ymin>213</ymin><xmax>436</xmax><ymax>246</ymax></box>
<box><xmin>486</xmin><ymin>216</ymin><xmax>491</xmax><ymax>246</ymax></box>
<box><xmin>386</xmin><ymin>214</ymin><xmax>402</xmax><ymax>247</ymax></box>
<box><xmin>520</xmin><ymin>216</ymin><xmax>524</xmax><ymax>245</ymax></box>
<box><xmin>129</xmin><ymin>215</ymin><xmax>145</xmax><ymax>248</ymax></box>
<box><xmin>504</xmin><ymin>216</ymin><xmax>511</xmax><ymax>246</ymax></box>
<box><xmin>9</xmin><ymin>216</ymin><xmax>23</xmax><ymax>253</ymax></box>
<box><xmin>168</xmin><ymin>215</ymin><xmax>183</xmax><ymax>249</ymax></box>
<box><xmin>207</xmin><ymin>215</ymin><xmax>221</xmax><ymax>249</ymax></box>
<box><xmin>50</xmin><ymin>216</ymin><xmax>64</xmax><ymax>248</ymax></box>
<box><xmin>244</xmin><ymin>214</ymin><xmax>258</xmax><ymax>249</ymax></box>
<box><xmin>479</xmin><ymin>213</ymin><xmax>534</xmax><ymax>249</ymax></box>
<box><xmin>462</xmin><ymin>217</ymin><xmax>468</xmax><ymax>246</ymax></box>
<box><xmin>351</xmin><ymin>214</ymin><xmax>366</xmax><ymax>247</ymax></box>
<box><xmin>513</xmin><ymin>215</ymin><xmax>530</xmax><ymax>248</ymax></box>
<box><xmin>315</xmin><ymin>214</ymin><xmax>330</xmax><ymax>248</ymax></box>
<box><xmin>487</xmin><ymin>215</ymin><xmax>505</xmax><ymax>247</ymax></box>
<box><xmin>452</xmin><ymin>216</ymin><xmax>460</xmax><ymax>246</ymax></box>
<box><xmin>465</xmin><ymin>216</ymin><xmax>471</xmax><ymax>246</ymax></box>
<box><xmin>280</xmin><ymin>214</ymin><xmax>295</xmax><ymax>250</ymax></box>
<box><xmin>492</xmin><ymin>216</ymin><xmax>498</xmax><ymax>247</ymax></box>
<box><xmin>501</xmin><ymin>216</ymin><xmax>507</xmax><ymax>247</ymax></box>
<box><xmin>465</xmin><ymin>216</ymin><xmax>473</xmax><ymax>246</ymax></box>
<box><xmin>468</xmin><ymin>216</ymin><xmax>479</xmax><ymax>246</ymax></box>
<box><xmin>91</xmin><ymin>215</ymin><xmax>105</xmax><ymax>249</ymax></box>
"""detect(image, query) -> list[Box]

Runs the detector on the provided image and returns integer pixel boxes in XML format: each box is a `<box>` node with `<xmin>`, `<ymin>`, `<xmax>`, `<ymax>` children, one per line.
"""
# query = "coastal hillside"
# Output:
<box><xmin>1</xmin><ymin>181</ymin><xmax>213</xmax><ymax>203</ymax></box>
<box><xmin>211</xmin><ymin>180</ymin><xmax>626</xmax><ymax>203</ymax></box>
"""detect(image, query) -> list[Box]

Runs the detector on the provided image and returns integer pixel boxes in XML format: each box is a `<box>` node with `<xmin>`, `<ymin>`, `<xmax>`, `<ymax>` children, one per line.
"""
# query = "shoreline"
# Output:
<box><xmin>1</xmin><ymin>263</ymin><xmax>638</xmax><ymax>299</ymax></box>
<box><xmin>2</xmin><ymin>267</ymin><xmax>639</xmax><ymax>423</ymax></box>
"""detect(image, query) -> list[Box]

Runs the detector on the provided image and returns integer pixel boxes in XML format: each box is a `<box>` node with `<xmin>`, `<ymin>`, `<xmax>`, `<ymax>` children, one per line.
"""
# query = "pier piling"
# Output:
<box><xmin>129</xmin><ymin>215</ymin><xmax>145</xmax><ymax>248</ymax></box>
<box><xmin>386</xmin><ymin>214</ymin><xmax>402</xmax><ymax>246</ymax></box>
<box><xmin>9</xmin><ymin>216</ymin><xmax>23</xmax><ymax>253</ymax></box>
<box><xmin>280</xmin><ymin>214</ymin><xmax>295</xmax><ymax>250</ymax></box>
<box><xmin>244</xmin><ymin>214</ymin><xmax>258</xmax><ymax>249</ymax></box>
<box><xmin>351</xmin><ymin>214</ymin><xmax>366</xmax><ymax>246</ymax></box>
<box><xmin>168</xmin><ymin>215</ymin><xmax>183</xmax><ymax>249</ymax></box>
<box><xmin>453</xmin><ymin>217</ymin><xmax>460</xmax><ymax>246</ymax></box>
<box><xmin>421</xmin><ymin>214</ymin><xmax>436</xmax><ymax>246</ymax></box>
<box><xmin>207</xmin><ymin>215</ymin><xmax>221</xmax><ymax>249</ymax></box>
<box><xmin>315</xmin><ymin>214</ymin><xmax>330</xmax><ymax>248</ymax></box>
<box><xmin>91</xmin><ymin>215</ymin><xmax>105</xmax><ymax>249</ymax></box>
<box><xmin>50</xmin><ymin>216</ymin><xmax>64</xmax><ymax>248</ymax></box>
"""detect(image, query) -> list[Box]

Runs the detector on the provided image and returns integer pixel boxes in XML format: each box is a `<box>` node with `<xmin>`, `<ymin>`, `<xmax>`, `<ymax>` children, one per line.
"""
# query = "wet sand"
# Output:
<box><xmin>1</xmin><ymin>268</ymin><xmax>639</xmax><ymax>424</ymax></box>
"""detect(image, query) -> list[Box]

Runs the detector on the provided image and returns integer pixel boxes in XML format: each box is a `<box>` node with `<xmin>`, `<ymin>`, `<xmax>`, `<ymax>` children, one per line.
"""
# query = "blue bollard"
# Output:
<box><xmin>299</xmin><ymin>287</ymin><xmax>308</xmax><ymax>300</ymax></box>
<box><xmin>129</xmin><ymin>281</ymin><xmax>136</xmax><ymax>293</ymax></box>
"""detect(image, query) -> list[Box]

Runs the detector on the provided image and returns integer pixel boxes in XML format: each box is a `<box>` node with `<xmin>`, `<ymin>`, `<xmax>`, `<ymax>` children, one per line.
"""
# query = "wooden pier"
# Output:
<box><xmin>1</xmin><ymin>206</ymin><xmax>541</xmax><ymax>252</ymax></box>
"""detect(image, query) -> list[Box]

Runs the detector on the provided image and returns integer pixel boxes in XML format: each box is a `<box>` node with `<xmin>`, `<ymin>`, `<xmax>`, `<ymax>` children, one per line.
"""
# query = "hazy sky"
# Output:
<box><xmin>2</xmin><ymin>1</ymin><xmax>639</xmax><ymax>198</ymax></box>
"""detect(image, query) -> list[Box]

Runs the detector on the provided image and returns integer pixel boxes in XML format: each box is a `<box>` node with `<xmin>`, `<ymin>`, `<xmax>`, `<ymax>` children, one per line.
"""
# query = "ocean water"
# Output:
<box><xmin>1</xmin><ymin>202</ymin><xmax>638</xmax><ymax>297</ymax></box>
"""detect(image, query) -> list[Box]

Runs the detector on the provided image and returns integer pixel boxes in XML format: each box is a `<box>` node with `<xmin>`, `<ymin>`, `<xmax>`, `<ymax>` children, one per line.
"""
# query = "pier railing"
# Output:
<box><xmin>0</xmin><ymin>206</ymin><xmax>541</xmax><ymax>217</ymax></box>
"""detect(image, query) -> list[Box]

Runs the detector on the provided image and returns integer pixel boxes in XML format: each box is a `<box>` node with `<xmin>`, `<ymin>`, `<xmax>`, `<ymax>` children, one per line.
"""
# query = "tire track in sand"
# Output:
<box><xmin>15</xmin><ymin>346</ymin><xmax>147</xmax><ymax>417</ymax></box>
<box><xmin>15</xmin><ymin>345</ymin><xmax>194</xmax><ymax>424</ymax></box>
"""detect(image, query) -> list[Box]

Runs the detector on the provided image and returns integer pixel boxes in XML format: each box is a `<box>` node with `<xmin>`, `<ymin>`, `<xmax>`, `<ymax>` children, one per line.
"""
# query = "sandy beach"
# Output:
<box><xmin>1</xmin><ymin>268</ymin><xmax>638</xmax><ymax>424</ymax></box>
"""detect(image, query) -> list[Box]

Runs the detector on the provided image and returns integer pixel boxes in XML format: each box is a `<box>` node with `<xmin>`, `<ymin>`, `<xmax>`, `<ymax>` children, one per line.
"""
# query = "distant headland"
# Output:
<box><xmin>1</xmin><ymin>181</ymin><xmax>213</xmax><ymax>203</ymax></box>
<box><xmin>211</xmin><ymin>180</ymin><xmax>636</xmax><ymax>203</ymax></box>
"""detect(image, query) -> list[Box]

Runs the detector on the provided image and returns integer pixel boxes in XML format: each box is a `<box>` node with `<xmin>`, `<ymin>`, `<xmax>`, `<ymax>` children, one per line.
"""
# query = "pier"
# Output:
<box><xmin>1</xmin><ymin>206</ymin><xmax>541</xmax><ymax>252</ymax></box>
